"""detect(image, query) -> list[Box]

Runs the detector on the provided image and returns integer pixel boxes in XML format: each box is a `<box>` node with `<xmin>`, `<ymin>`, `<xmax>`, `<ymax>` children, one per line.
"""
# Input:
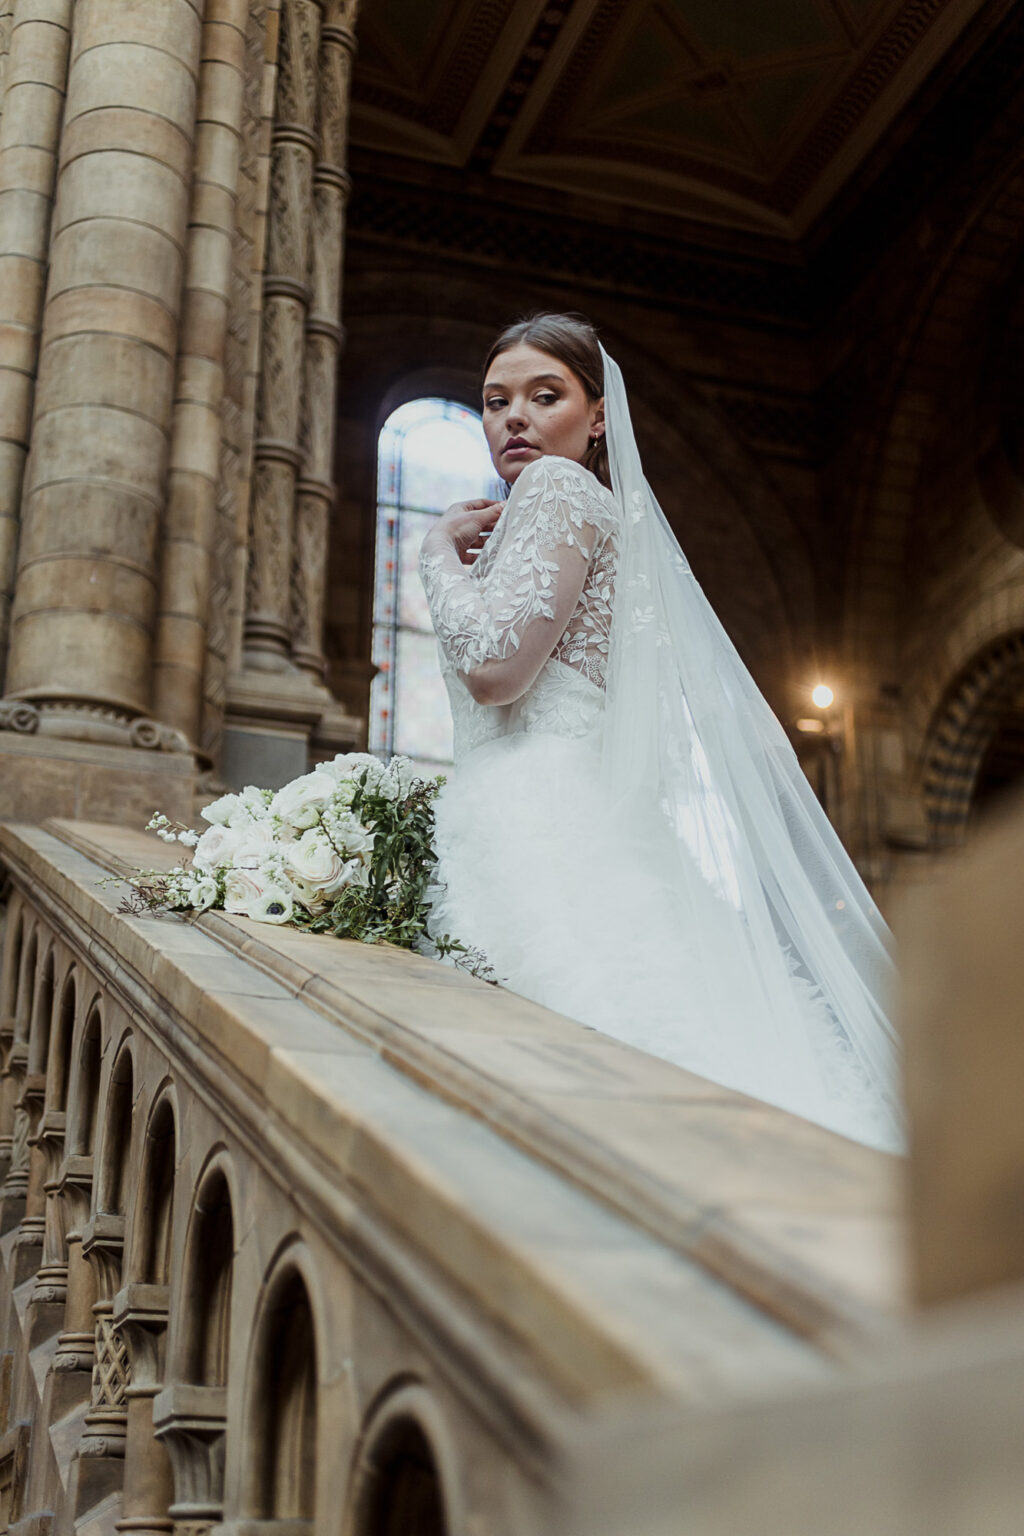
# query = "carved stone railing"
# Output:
<box><xmin>0</xmin><ymin>819</ymin><xmax>907</xmax><ymax>1536</ymax></box>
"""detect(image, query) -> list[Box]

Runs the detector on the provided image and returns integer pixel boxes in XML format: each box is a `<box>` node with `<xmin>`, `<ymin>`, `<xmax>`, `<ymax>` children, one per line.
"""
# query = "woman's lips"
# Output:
<box><xmin>503</xmin><ymin>441</ymin><xmax>536</xmax><ymax>459</ymax></box>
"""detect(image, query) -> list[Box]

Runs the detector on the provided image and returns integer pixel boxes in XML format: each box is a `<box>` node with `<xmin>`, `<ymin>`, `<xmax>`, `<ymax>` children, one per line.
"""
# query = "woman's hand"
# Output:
<box><xmin>425</xmin><ymin>498</ymin><xmax>504</xmax><ymax>565</ymax></box>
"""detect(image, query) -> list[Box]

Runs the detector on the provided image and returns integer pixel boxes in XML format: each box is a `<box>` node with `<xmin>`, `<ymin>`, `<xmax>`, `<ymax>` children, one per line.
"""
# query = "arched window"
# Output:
<box><xmin>370</xmin><ymin>399</ymin><xmax>502</xmax><ymax>772</ymax></box>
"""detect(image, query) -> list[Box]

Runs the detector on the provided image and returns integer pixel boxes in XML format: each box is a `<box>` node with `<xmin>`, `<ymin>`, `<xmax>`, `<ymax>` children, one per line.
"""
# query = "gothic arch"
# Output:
<box><xmin>95</xmin><ymin>1036</ymin><xmax>136</xmax><ymax>1217</ymax></box>
<box><xmin>68</xmin><ymin>998</ymin><xmax>103</xmax><ymax>1158</ymax></box>
<box><xmin>922</xmin><ymin>630</ymin><xmax>1024</xmax><ymax>842</ymax></box>
<box><xmin>128</xmin><ymin>1085</ymin><xmax>178</xmax><ymax>1287</ymax></box>
<box><xmin>177</xmin><ymin>1150</ymin><xmax>237</xmax><ymax>1389</ymax></box>
<box><xmin>47</xmin><ymin>964</ymin><xmax>77</xmax><ymax>1113</ymax></box>
<box><xmin>241</xmin><ymin>1245</ymin><xmax>325</xmax><ymax>1521</ymax></box>
<box><xmin>345</xmin><ymin>1378</ymin><xmax>461</xmax><ymax>1536</ymax></box>
<box><xmin>26</xmin><ymin>941</ymin><xmax>54</xmax><ymax>1077</ymax></box>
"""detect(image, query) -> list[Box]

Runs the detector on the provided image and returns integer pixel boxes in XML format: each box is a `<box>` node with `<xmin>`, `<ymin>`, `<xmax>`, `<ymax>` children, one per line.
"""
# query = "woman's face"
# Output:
<box><xmin>481</xmin><ymin>343</ymin><xmax>604</xmax><ymax>483</ymax></box>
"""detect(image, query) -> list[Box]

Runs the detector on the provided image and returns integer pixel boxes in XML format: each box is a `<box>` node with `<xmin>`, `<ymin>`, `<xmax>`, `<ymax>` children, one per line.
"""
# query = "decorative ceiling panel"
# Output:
<box><xmin>349</xmin><ymin>0</ymin><xmax>994</xmax><ymax>236</ymax></box>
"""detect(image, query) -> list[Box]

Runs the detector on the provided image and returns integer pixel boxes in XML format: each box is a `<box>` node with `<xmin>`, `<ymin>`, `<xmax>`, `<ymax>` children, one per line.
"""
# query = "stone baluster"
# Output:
<box><xmin>2</xmin><ymin>0</ymin><xmax>203</xmax><ymax>742</ymax></box>
<box><xmin>10</xmin><ymin>1067</ymin><xmax>45</xmax><ymax>1281</ymax></box>
<box><xmin>72</xmin><ymin>1211</ymin><xmax>128</xmax><ymax>1510</ymax></box>
<box><xmin>113</xmin><ymin>1284</ymin><xmax>174</xmax><ymax>1536</ymax></box>
<box><xmin>0</xmin><ymin>0</ymin><xmax>73</xmax><ymax>682</ymax></box>
<box><xmin>0</xmin><ymin>898</ymin><xmax>23</xmax><ymax>1181</ymax></box>
<box><xmin>26</xmin><ymin>1106</ymin><xmax>68</xmax><ymax>1344</ymax></box>
<box><xmin>152</xmin><ymin>1385</ymin><xmax>228</xmax><ymax>1536</ymax></box>
<box><xmin>0</xmin><ymin>930</ymin><xmax>32</xmax><ymax>1228</ymax></box>
<box><xmin>290</xmin><ymin>0</ymin><xmax>359</xmax><ymax>682</ymax></box>
<box><xmin>47</xmin><ymin>1154</ymin><xmax>97</xmax><ymax>1419</ymax></box>
<box><xmin>151</xmin><ymin>0</ymin><xmax>249</xmax><ymax>749</ymax></box>
<box><xmin>243</xmin><ymin>0</ymin><xmax>323</xmax><ymax>672</ymax></box>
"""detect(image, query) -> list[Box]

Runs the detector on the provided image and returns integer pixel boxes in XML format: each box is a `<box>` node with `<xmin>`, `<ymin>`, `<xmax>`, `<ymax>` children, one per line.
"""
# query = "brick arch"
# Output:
<box><xmin>921</xmin><ymin>631</ymin><xmax>1024</xmax><ymax>843</ymax></box>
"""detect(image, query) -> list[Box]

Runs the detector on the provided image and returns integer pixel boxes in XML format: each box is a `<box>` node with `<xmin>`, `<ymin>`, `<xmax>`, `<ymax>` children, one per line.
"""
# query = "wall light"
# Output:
<box><xmin>812</xmin><ymin>684</ymin><xmax>834</xmax><ymax>709</ymax></box>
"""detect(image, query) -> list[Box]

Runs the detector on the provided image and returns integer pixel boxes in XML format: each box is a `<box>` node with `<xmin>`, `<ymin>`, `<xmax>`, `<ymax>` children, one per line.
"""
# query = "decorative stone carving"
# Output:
<box><xmin>0</xmin><ymin>703</ymin><xmax>39</xmax><ymax>735</ymax></box>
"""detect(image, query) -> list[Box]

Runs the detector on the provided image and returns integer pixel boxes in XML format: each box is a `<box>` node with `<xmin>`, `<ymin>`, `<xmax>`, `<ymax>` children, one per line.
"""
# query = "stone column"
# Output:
<box><xmin>0</xmin><ymin>0</ymin><xmax>73</xmax><ymax>682</ymax></box>
<box><xmin>290</xmin><ymin>0</ymin><xmax>358</xmax><ymax>682</ymax></box>
<box><xmin>243</xmin><ymin>0</ymin><xmax>322</xmax><ymax>672</ymax></box>
<box><xmin>152</xmin><ymin>1</ymin><xmax>248</xmax><ymax>750</ymax></box>
<box><xmin>113</xmin><ymin>1284</ymin><xmax>174</xmax><ymax>1536</ymax></box>
<box><xmin>3</xmin><ymin>0</ymin><xmax>202</xmax><ymax>718</ymax></box>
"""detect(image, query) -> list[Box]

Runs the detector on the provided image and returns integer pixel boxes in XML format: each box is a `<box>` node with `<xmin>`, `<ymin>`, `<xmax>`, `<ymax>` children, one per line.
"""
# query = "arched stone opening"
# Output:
<box><xmin>69</xmin><ymin>1002</ymin><xmax>103</xmax><ymax>1158</ymax></box>
<box><xmin>922</xmin><ymin>631</ymin><xmax>1024</xmax><ymax>843</ymax></box>
<box><xmin>131</xmin><ymin>1092</ymin><xmax>176</xmax><ymax>1288</ymax></box>
<box><xmin>245</xmin><ymin>1265</ymin><xmax>318</xmax><ymax>1522</ymax></box>
<box><xmin>14</xmin><ymin>942</ymin><xmax>56</xmax><ymax>1269</ymax></box>
<box><xmin>0</xmin><ymin>926</ymin><xmax>38</xmax><ymax>1227</ymax></box>
<box><xmin>48</xmin><ymin>968</ymin><xmax>76</xmax><ymax>1113</ymax></box>
<box><xmin>26</xmin><ymin>942</ymin><xmax>53</xmax><ymax>1076</ymax></box>
<box><xmin>96</xmin><ymin>1042</ymin><xmax>134</xmax><ymax>1220</ymax></box>
<box><xmin>182</xmin><ymin>1164</ymin><xmax>234</xmax><ymax>1389</ymax></box>
<box><xmin>15</xmin><ymin>927</ymin><xmax>37</xmax><ymax>1043</ymax></box>
<box><xmin>347</xmin><ymin>1384</ymin><xmax>455</xmax><ymax>1536</ymax></box>
<box><xmin>154</xmin><ymin>1159</ymin><xmax>236</xmax><ymax>1536</ymax></box>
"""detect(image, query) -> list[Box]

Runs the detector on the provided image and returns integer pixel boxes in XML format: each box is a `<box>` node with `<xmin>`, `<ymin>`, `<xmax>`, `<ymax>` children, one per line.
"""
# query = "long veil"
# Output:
<box><xmin>599</xmin><ymin>344</ymin><xmax>903</xmax><ymax>1151</ymax></box>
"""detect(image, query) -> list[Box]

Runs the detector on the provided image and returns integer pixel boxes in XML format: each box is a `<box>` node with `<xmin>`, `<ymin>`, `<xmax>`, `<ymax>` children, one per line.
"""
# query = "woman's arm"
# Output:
<box><xmin>419</xmin><ymin>458</ymin><xmax>605</xmax><ymax>707</ymax></box>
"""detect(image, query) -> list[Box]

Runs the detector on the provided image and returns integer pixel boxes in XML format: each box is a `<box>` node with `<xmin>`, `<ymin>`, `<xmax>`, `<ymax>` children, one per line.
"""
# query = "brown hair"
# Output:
<box><xmin>483</xmin><ymin>312</ymin><xmax>610</xmax><ymax>488</ymax></box>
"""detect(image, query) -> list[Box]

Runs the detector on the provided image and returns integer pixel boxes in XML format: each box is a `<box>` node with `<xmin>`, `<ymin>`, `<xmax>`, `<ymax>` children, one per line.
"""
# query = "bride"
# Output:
<box><xmin>419</xmin><ymin>313</ymin><xmax>903</xmax><ymax>1152</ymax></box>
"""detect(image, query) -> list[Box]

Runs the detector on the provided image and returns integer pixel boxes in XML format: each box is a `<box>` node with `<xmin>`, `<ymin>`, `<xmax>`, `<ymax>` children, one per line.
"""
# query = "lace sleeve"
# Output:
<box><xmin>419</xmin><ymin>457</ymin><xmax>613</xmax><ymax>703</ymax></box>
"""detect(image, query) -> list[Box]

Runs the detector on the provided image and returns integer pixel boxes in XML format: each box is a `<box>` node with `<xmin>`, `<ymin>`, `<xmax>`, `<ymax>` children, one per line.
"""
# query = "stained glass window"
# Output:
<box><xmin>370</xmin><ymin>398</ymin><xmax>502</xmax><ymax>776</ymax></box>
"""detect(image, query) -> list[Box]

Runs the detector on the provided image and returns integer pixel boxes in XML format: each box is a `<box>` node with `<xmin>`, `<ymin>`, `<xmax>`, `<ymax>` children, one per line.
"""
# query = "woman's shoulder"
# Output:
<box><xmin>512</xmin><ymin>454</ymin><xmax>618</xmax><ymax>521</ymax></box>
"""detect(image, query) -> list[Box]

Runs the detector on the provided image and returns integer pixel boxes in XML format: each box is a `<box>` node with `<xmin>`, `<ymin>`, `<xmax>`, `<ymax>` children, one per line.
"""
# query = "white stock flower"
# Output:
<box><xmin>248</xmin><ymin>886</ymin><xmax>294</xmax><ymax>925</ymax></box>
<box><xmin>269</xmin><ymin>770</ymin><xmax>338</xmax><ymax>831</ymax></box>
<box><xmin>379</xmin><ymin>756</ymin><xmax>415</xmax><ymax>801</ymax></box>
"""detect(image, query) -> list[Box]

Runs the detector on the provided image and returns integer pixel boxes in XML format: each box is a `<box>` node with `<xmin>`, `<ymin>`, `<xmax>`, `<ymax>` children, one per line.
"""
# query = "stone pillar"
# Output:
<box><xmin>0</xmin><ymin>0</ymin><xmax>202</xmax><ymax>820</ymax></box>
<box><xmin>244</xmin><ymin>0</ymin><xmax>321</xmax><ymax>673</ymax></box>
<box><xmin>0</xmin><ymin>0</ymin><xmax>72</xmax><ymax>683</ymax></box>
<box><xmin>290</xmin><ymin>0</ymin><xmax>358</xmax><ymax>683</ymax></box>
<box><xmin>113</xmin><ymin>1284</ymin><xmax>174</xmax><ymax>1536</ymax></box>
<box><xmin>152</xmin><ymin>1</ymin><xmax>249</xmax><ymax>750</ymax></box>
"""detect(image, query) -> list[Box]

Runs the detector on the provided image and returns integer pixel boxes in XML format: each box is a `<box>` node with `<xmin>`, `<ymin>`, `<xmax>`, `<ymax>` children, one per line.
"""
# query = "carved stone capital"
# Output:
<box><xmin>153</xmin><ymin>1384</ymin><xmax>227</xmax><ymax>1524</ymax></box>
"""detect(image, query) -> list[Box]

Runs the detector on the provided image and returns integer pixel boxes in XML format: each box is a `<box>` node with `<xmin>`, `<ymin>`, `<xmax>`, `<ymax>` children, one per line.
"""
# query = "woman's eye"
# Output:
<box><xmin>536</xmin><ymin>393</ymin><xmax>558</xmax><ymax>405</ymax></box>
<box><xmin>485</xmin><ymin>397</ymin><xmax>506</xmax><ymax>410</ymax></box>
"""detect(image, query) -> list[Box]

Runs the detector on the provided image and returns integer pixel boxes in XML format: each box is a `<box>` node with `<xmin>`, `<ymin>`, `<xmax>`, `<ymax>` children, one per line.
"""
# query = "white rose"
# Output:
<box><xmin>193</xmin><ymin>823</ymin><xmax>244</xmax><ymax>870</ymax></box>
<box><xmin>320</xmin><ymin>752</ymin><xmax>379</xmax><ymax>782</ymax></box>
<box><xmin>269</xmin><ymin>770</ymin><xmax>338</xmax><ymax>831</ymax></box>
<box><xmin>223</xmin><ymin>866</ymin><xmax>268</xmax><ymax>914</ymax></box>
<box><xmin>186</xmin><ymin>874</ymin><xmax>219</xmax><ymax>911</ymax></box>
<box><xmin>283</xmin><ymin>828</ymin><xmax>347</xmax><ymax>891</ymax></box>
<box><xmin>200</xmin><ymin>792</ymin><xmax>247</xmax><ymax>827</ymax></box>
<box><xmin>248</xmin><ymin>885</ymin><xmax>294</xmax><ymax>925</ymax></box>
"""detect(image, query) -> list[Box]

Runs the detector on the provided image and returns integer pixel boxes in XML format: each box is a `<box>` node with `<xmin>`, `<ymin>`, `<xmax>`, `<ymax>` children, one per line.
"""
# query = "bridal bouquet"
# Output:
<box><xmin>118</xmin><ymin>752</ymin><xmax>477</xmax><ymax>964</ymax></box>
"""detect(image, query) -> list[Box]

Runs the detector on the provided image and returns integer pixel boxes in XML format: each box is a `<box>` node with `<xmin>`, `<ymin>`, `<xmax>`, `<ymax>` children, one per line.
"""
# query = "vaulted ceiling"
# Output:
<box><xmin>350</xmin><ymin>0</ymin><xmax>991</xmax><ymax>239</ymax></box>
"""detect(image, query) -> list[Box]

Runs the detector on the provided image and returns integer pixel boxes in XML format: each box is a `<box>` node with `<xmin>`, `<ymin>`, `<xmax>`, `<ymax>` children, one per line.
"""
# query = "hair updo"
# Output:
<box><xmin>483</xmin><ymin>312</ymin><xmax>610</xmax><ymax>489</ymax></box>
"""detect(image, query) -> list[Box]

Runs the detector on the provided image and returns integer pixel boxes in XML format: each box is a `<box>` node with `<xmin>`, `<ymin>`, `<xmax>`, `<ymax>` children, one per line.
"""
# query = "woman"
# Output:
<box><xmin>419</xmin><ymin>314</ymin><xmax>903</xmax><ymax>1151</ymax></box>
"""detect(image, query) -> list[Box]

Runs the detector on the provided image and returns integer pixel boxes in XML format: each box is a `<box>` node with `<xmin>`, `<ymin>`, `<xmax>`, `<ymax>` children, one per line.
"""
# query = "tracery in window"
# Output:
<box><xmin>370</xmin><ymin>398</ymin><xmax>501</xmax><ymax>774</ymax></box>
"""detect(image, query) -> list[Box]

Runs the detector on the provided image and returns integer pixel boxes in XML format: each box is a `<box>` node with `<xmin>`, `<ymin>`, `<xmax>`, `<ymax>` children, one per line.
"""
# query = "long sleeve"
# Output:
<box><xmin>419</xmin><ymin>457</ymin><xmax>614</xmax><ymax>704</ymax></box>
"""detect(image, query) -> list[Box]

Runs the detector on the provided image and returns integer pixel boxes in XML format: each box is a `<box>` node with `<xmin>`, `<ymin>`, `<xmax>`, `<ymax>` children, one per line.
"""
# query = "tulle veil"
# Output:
<box><xmin>598</xmin><ymin>344</ymin><xmax>903</xmax><ymax>1151</ymax></box>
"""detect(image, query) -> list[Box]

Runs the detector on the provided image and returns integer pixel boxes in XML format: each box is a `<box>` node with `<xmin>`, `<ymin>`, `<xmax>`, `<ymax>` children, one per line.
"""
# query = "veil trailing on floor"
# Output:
<box><xmin>598</xmin><ymin>344</ymin><xmax>903</xmax><ymax>1150</ymax></box>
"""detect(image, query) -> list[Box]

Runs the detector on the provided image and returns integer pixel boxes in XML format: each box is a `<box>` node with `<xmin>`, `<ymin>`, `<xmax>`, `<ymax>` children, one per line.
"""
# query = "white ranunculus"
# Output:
<box><xmin>248</xmin><ymin>885</ymin><xmax>294</xmax><ymax>925</ymax></box>
<box><xmin>283</xmin><ymin>828</ymin><xmax>348</xmax><ymax>893</ymax></box>
<box><xmin>223</xmin><ymin>866</ymin><xmax>268</xmax><ymax>914</ymax></box>
<box><xmin>269</xmin><ymin>770</ymin><xmax>338</xmax><ymax>831</ymax></box>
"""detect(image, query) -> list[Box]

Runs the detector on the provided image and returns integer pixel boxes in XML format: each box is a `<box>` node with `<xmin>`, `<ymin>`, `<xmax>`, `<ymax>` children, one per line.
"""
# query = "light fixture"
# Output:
<box><xmin>811</xmin><ymin>684</ymin><xmax>834</xmax><ymax>709</ymax></box>
<box><xmin>795</xmin><ymin>718</ymin><xmax>825</xmax><ymax>734</ymax></box>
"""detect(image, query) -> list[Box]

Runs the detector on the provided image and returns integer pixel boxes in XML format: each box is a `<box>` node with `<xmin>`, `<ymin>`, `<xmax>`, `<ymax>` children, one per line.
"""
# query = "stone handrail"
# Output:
<box><xmin>0</xmin><ymin>819</ymin><xmax>904</xmax><ymax>1535</ymax></box>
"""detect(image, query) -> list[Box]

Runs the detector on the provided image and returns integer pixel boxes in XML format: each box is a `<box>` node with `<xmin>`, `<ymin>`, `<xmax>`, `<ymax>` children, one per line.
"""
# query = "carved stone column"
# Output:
<box><xmin>153</xmin><ymin>1384</ymin><xmax>228</xmax><ymax>1536</ymax></box>
<box><xmin>113</xmin><ymin>1283</ymin><xmax>174</xmax><ymax>1536</ymax></box>
<box><xmin>10</xmin><ymin>1068</ymin><xmax>45</xmax><ymax>1284</ymax></box>
<box><xmin>0</xmin><ymin>1037</ymin><xmax>29</xmax><ymax>1231</ymax></box>
<box><xmin>26</xmin><ymin>1107</ymin><xmax>68</xmax><ymax>1347</ymax></box>
<box><xmin>151</xmin><ymin>1</ymin><xmax>249</xmax><ymax>751</ymax></box>
<box><xmin>46</xmin><ymin>1154</ymin><xmax>97</xmax><ymax>1423</ymax></box>
<box><xmin>290</xmin><ymin>0</ymin><xmax>358</xmax><ymax>684</ymax></box>
<box><xmin>244</xmin><ymin>0</ymin><xmax>322</xmax><ymax>672</ymax></box>
<box><xmin>70</xmin><ymin>1211</ymin><xmax>128</xmax><ymax>1512</ymax></box>
<box><xmin>0</xmin><ymin>0</ymin><xmax>201</xmax><ymax>821</ymax></box>
<box><xmin>0</xmin><ymin>0</ymin><xmax>73</xmax><ymax>683</ymax></box>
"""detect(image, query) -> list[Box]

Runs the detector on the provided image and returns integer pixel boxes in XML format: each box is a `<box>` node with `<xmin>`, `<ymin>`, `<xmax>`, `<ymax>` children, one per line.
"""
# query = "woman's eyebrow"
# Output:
<box><xmin>483</xmin><ymin>373</ymin><xmax>565</xmax><ymax>391</ymax></box>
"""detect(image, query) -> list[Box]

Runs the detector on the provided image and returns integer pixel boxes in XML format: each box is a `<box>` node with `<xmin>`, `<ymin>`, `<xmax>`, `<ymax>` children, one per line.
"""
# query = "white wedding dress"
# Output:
<box><xmin>420</xmin><ymin>358</ymin><xmax>903</xmax><ymax>1153</ymax></box>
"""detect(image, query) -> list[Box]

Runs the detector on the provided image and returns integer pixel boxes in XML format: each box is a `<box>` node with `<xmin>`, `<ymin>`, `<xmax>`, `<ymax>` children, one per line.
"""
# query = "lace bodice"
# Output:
<box><xmin>419</xmin><ymin>456</ymin><xmax>619</xmax><ymax>759</ymax></box>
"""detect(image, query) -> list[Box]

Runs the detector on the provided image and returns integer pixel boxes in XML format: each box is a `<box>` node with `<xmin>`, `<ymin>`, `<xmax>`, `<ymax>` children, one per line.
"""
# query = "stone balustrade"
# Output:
<box><xmin>0</xmin><ymin>819</ymin><xmax>904</xmax><ymax>1535</ymax></box>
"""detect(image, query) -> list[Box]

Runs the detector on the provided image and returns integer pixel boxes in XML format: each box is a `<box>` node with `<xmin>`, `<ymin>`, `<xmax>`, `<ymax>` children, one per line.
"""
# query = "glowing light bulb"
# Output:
<box><xmin>812</xmin><ymin>684</ymin><xmax>834</xmax><ymax>709</ymax></box>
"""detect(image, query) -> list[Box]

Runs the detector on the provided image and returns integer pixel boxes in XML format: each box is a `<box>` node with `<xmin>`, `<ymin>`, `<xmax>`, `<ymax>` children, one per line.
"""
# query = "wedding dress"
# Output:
<box><xmin>419</xmin><ymin>351</ymin><xmax>903</xmax><ymax>1152</ymax></box>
